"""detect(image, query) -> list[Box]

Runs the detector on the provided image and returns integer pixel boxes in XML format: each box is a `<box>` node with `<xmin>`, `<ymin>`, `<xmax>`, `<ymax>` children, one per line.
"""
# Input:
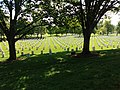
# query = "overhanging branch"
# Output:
<box><xmin>15</xmin><ymin>24</ymin><xmax>40</xmax><ymax>41</ymax></box>
<box><xmin>14</xmin><ymin>17</ymin><xmax>42</xmax><ymax>37</ymax></box>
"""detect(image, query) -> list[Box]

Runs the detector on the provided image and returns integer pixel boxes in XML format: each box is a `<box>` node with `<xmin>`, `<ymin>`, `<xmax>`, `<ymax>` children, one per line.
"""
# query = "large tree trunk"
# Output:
<box><xmin>82</xmin><ymin>29</ymin><xmax>91</xmax><ymax>55</ymax></box>
<box><xmin>7</xmin><ymin>38</ymin><xmax>16</xmax><ymax>61</ymax></box>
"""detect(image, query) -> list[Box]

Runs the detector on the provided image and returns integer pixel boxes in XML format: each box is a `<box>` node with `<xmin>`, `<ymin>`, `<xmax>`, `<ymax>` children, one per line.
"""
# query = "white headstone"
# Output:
<box><xmin>117</xmin><ymin>45</ymin><xmax>119</xmax><ymax>49</ymax></box>
<box><xmin>92</xmin><ymin>46</ymin><xmax>95</xmax><ymax>51</ymax></box>
<box><xmin>2</xmin><ymin>52</ymin><xmax>4</xmax><ymax>58</ymax></box>
<box><xmin>76</xmin><ymin>47</ymin><xmax>78</xmax><ymax>51</ymax></box>
<box><xmin>22</xmin><ymin>48</ymin><xmax>24</xmax><ymax>51</ymax></box>
<box><xmin>64</xmin><ymin>48</ymin><xmax>66</xmax><ymax>51</ymax></box>
<box><xmin>29</xmin><ymin>48</ymin><xmax>31</xmax><ymax>51</ymax></box>
<box><xmin>71</xmin><ymin>49</ymin><xmax>75</xmax><ymax>55</ymax></box>
<box><xmin>36</xmin><ymin>47</ymin><xmax>38</xmax><ymax>50</ymax></box>
<box><xmin>113</xmin><ymin>45</ymin><xmax>115</xmax><ymax>48</ymax></box>
<box><xmin>41</xmin><ymin>50</ymin><xmax>43</xmax><ymax>54</ymax></box>
<box><xmin>21</xmin><ymin>52</ymin><xmax>24</xmax><ymax>56</ymax></box>
<box><xmin>80</xmin><ymin>46</ymin><xmax>82</xmax><ymax>49</ymax></box>
<box><xmin>31</xmin><ymin>51</ymin><xmax>34</xmax><ymax>55</ymax></box>
<box><xmin>27</xmin><ymin>53</ymin><xmax>30</xmax><ymax>57</ymax></box>
<box><xmin>67</xmin><ymin>48</ymin><xmax>69</xmax><ymax>52</ymax></box>
<box><xmin>71</xmin><ymin>49</ymin><xmax>74</xmax><ymax>52</ymax></box>
<box><xmin>17</xmin><ymin>50</ymin><xmax>19</xmax><ymax>54</ymax></box>
<box><xmin>49</xmin><ymin>49</ymin><xmax>52</xmax><ymax>55</ymax></box>
<box><xmin>106</xmin><ymin>45</ymin><xmax>108</xmax><ymax>48</ymax></box>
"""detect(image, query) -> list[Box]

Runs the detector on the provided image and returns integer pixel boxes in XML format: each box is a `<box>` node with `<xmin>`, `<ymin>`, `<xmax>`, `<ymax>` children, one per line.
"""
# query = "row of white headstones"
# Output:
<box><xmin>0</xmin><ymin>36</ymin><xmax>120</xmax><ymax>58</ymax></box>
<box><xmin>94</xmin><ymin>36</ymin><xmax>120</xmax><ymax>50</ymax></box>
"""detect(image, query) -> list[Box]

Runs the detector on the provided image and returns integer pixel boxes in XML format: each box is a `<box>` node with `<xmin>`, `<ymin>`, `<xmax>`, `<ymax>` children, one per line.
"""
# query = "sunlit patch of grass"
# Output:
<box><xmin>45</xmin><ymin>67</ymin><xmax>60</xmax><ymax>77</ymax></box>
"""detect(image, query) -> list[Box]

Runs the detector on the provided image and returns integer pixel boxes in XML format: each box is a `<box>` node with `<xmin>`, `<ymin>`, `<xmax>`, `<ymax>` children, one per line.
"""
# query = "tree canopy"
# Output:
<box><xmin>0</xmin><ymin>0</ymin><xmax>48</xmax><ymax>60</ymax></box>
<box><xmin>62</xmin><ymin>0</ymin><xmax>120</xmax><ymax>54</ymax></box>
<box><xmin>116</xmin><ymin>21</ymin><xmax>120</xmax><ymax>36</ymax></box>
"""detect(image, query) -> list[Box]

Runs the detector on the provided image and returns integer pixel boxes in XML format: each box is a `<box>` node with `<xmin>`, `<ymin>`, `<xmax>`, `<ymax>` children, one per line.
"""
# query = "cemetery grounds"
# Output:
<box><xmin>0</xmin><ymin>34</ymin><xmax>120</xmax><ymax>61</ymax></box>
<box><xmin>1</xmin><ymin>34</ymin><xmax>120</xmax><ymax>90</ymax></box>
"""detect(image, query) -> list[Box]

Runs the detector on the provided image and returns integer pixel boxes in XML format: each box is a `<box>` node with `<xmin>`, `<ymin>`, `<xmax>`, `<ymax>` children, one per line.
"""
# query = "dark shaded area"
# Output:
<box><xmin>1</xmin><ymin>49</ymin><xmax>120</xmax><ymax>90</ymax></box>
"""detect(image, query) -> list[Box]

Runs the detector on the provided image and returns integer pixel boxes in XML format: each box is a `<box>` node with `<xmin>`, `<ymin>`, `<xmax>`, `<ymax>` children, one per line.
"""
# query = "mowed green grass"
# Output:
<box><xmin>0</xmin><ymin>49</ymin><xmax>120</xmax><ymax>90</ymax></box>
<box><xmin>0</xmin><ymin>35</ymin><xmax>120</xmax><ymax>61</ymax></box>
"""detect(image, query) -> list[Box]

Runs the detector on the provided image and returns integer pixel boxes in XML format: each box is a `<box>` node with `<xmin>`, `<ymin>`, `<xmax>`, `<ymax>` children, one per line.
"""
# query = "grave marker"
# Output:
<box><xmin>22</xmin><ymin>48</ymin><xmax>24</xmax><ymax>51</ymax></box>
<box><xmin>106</xmin><ymin>45</ymin><xmax>109</xmax><ymax>48</ymax></box>
<box><xmin>64</xmin><ymin>48</ymin><xmax>66</xmax><ymax>51</ymax></box>
<box><xmin>36</xmin><ymin>47</ymin><xmax>38</xmax><ymax>50</ymax></box>
<box><xmin>117</xmin><ymin>45</ymin><xmax>119</xmax><ymax>49</ymax></box>
<box><xmin>49</xmin><ymin>49</ymin><xmax>52</xmax><ymax>55</ymax></box>
<box><xmin>41</xmin><ymin>50</ymin><xmax>43</xmax><ymax>54</ymax></box>
<box><xmin>92</xmin><ymin>46</ymin><xmax>95</xmax><ymax>51</ymax></box>
<box><xmin>67</xmin><ymin>47</ymin><xmax>69</xmax><ymax>52</ymax></box>
<box><xmin>29</xmin><ymin>48</ymin><xmax>31</xmax><ymax>51</ymax></box>
<box><xmin>17</xmin><ymin>50</ymin><xmax>19</xmax><ymax>54</ymax></box>
<box><xmin>76</xmin><ymin>47</ymin><xmax>78</xmax><ymax>51</ymax></box>
<box><xmin>2</xmin><ymin>52</ymin><xmax>4</xmax><ymax>58</ymax></box>
<box><xmin>71</xmin><ymin>49</ymin><xmax>76</xmax><ymax>55</ymax></box>
<box><xmin>113</xmin><ymin>45</ymin><xmax>115</xmax><ymax>48</ymax></box>
<box><xmin>27</xmin><ymin>53</ymin><xmax>30</xmax><ymax>57</ymax></box>
<box><xmin>31</xmin><ymin>51</ymin><xmax>34</xmax><ymax>55</ymax></box>
<box><xmin>21</xmin><ymin>52</ymin><xmax>24</xmax><ymax>56</ymax></box>
<box><xmin>101</xmin><ymin>46</ymin><xmax>103</xmax><ymax>49</ymax></box>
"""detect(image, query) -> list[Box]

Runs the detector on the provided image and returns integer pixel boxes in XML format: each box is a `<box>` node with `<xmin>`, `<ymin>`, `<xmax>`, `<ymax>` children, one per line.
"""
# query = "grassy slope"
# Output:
<box><xmin>0</xmin><ymin>49</ymin><xmax>120</xmax><ymax>90</ymax></box>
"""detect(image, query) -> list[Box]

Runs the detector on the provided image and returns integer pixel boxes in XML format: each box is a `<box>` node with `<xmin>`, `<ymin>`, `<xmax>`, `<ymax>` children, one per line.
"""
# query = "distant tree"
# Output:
<box><xmin>96</xmin><ymin>18</ymin><xmax>115</xmax><ymax>35</ymax></box>
<box><xmin>98</xmin><ymin>26</ymin><xmax>106</xmax><ymax>35</ymax></box>
<box><xmin>102</xmin><ymin>15</ymin><xmax>114</xmax><ymax>35</ymax></box>
<box><xmin>68</xmin><ymin>17</ymin><xmax>81</xmax><ymax>34</ymax></box>
<box><xmin>32</xmin><ymin>19</ymin><xmax>47</xmax><ymax>39</ymax></box>
<box><xmin>104</xmin><ymin>20</ymin><xmax>114</xmax><ymax>35</ymax></box>
<box><xmin>96</xmin><ymin>20</ymin><xmax>104</xmax><ymax>34</ymax></box>
<box><xmin>40</xmin><ymin>26</ymin><xmax>47</xmax><ymax>38</ymax></box>
<box><xmin>116</xmin><ymin>21</ymin><xmax>120</xmax><ymax>36</ymax></box>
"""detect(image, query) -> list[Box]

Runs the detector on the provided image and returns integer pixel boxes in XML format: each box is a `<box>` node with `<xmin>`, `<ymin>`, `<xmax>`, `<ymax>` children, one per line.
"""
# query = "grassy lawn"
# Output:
<box><xmin>0</xmin><ymin>49</ymin><xmax>120</xmax><ymax>90</ymax></box>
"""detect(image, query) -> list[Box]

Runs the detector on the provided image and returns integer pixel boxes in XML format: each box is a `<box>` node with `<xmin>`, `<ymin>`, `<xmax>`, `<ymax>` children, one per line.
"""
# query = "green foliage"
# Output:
<box><xmin>116</xmin><ymin>21</ymin><xmax>120</xmax><ymax>35</ymax></box>
<box><xmin>97</xmin><ymin>19</ymin><xmax>115</xmax><ymax>35</ymax></box>
<box><xmin>104</xmin><ymin>20</ymin><xmax>114</xmax><ymax>35</ymax></box>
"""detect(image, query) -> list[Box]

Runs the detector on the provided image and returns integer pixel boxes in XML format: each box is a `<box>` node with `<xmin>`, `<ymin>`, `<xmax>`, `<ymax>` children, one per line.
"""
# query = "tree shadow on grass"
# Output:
<box><xmin>1</xmin><ymin>49</ymin><xmax>120</xmax><ymax>90</ymax></box>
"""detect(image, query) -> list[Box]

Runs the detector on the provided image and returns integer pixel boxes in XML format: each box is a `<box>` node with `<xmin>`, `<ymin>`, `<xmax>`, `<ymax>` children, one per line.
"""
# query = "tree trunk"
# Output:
<box><xmin>107</xmin><ymin>32</ymin><xmax>109</xmax><ymax>36</ymax></box>
<box><xmin>116</xmin><ymin>32</ymin><xmax>118</xmax><ymax>36</ymax></box>
<box><xmin>40</xmin><ymin>33</ymin><xmax>42</xmax><ymax>39</ymax></box>
<box><xmin>82</xmin><ymin>29</ymin><xmax>91</xmax><ymax>55</ymax></box>
<box><xmin>37</xmin><ymin>33</ymin><xmax>39</xmax><ymax>39</ymax></box>
<box><xmin>7</xmin><ymin>38</ymin><xmax>16</xmax><ymax>61</ymax></box>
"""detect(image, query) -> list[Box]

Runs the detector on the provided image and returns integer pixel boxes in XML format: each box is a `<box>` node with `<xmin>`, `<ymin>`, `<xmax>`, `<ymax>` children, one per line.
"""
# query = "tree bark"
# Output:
<box><xmin>40</xmin><ymin>33</ymin><xmax>42</xmax><ymax>39</ymax></box>
<box><xmin>7</xmin><ymin>38</ymin><xmax>16</xmax><ymax>61</ymax></box>
<box><xmin>37</xmin><ymin>33</ymin><xmax>39</xmax><ymax>39</ymax></box>
<box><xmin>116</xmin><ymin>32</ymin><xmax>118</xmax><ymax>36</ymax></box>
<box><xmin>82</xmin><ymin>29</ymin><xmax>91</xmax><ymax>55</ymax></box>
